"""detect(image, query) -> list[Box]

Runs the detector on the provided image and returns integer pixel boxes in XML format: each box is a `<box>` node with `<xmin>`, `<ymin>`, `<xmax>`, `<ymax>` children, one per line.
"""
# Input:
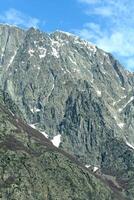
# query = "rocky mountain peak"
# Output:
<box><xmin>0</xmin><ymin>24</ymin><xmax>134</xmax><ymax>199</ymax></box>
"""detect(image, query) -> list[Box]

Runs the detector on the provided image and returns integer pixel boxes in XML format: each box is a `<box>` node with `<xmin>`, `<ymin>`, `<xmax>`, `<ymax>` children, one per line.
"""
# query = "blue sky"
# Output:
<box><xmin>0</xmin><ymin>0</ymin><xmax>134</xmax><ymax>71</ymax></box>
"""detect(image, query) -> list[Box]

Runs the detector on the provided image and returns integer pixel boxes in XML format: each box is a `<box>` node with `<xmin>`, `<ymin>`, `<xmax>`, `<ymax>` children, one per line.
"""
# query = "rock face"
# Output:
<box><xmin>0</xmin><ymin>94</ymin><xmax>122</xmax><ymax>200</ymax></box>
<box><xmin>0</xmin><ymin>24</ymin><xmax>134</xmax><ymax>199</ymax></box>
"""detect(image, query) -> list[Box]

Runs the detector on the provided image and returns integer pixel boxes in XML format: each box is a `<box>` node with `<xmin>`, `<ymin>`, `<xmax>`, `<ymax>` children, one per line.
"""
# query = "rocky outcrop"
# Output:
<box><xmin>0</xmin><ymin>24</ymin><xmax>134</xmax><ymax>199</ymax></box>
<box><xmin>0</xmin><ymin>95</ymin><xmax>124</xmax><ymax>200</ymax></box>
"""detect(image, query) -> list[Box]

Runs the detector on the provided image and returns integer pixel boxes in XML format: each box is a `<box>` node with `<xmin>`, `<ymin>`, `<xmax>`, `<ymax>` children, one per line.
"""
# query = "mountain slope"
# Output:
<box><xmin>0</xmin><ymin>94</ymin><xmax>124</xmax><ymax>200</ymax></box>
<box><xmin>0</xmin><ymin>24</ymin><xmax>134</xmax><ymax>199</ymax></box>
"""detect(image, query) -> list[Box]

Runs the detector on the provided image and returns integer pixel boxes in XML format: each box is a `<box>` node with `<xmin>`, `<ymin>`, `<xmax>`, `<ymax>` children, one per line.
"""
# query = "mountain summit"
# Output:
<box><xmin>0</xmin><ymin>24</ymin><xmax>134</xmax><ymax>199</ymax></box>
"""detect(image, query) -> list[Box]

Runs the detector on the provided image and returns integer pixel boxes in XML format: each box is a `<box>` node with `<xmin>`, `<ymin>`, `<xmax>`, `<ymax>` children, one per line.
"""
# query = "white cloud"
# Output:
<box><xmin>0</xmin><ymin>8</ymin><xmax>40</xmax><ymax>28</ymax></box>
<box><xmin>76</xmin><ymin>0</ymin><xmax>134</xmax><ymax>71</ymax></box>
<box><xmin>87</xmin><ymin>6</ymin><xmax>113</xmax><ymax>17</ymax></box>
<box><xmin>78</xmin><ymin>0</ymin><xmax>100</xmax><ymax>4</ymax></box>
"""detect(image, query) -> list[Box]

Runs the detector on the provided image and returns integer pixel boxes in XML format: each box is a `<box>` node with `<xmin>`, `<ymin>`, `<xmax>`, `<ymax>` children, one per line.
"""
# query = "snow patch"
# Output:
<box><xmin>30</xmin><ymin>108</ymin><xmax>40</xmax><ymax>113</ymax></box>
<box><xmin>29</xmin><ymin>124</ymin><xmax>49</xmax><ymax>138</ymax></box>
<box><xmin>73</xmin><ymin>68</ymin><xmax>80</xmax><ymax>73</ymax></box>
<box><xmin>41</xmin><ymin>131</ymin><xmax>49</xmax><ymax>138</ymax></box>
<box><xmin>51</xmin><ymin>134</ymin><xmax>61</xmax><ymax>147</ymax></box>
<box><xmin>28</xmin><ymin>49</ymin><xmax>34</xmax><ymax>56</ymax></box>
<box><xmin>103</xmin><ymin>52</ymin><xmax>108</xmax><ymax>57</ymax></box>
<box><xmin>51</xmin><ymin>47</ymin><xmax>59</xmax><ymax>58</ymax></box>
<box><xmin>88</xmin><ymin>45</ymin><xmax>97</xmax><ymax>53</ymax></box>
<box><xmin>102</xmin><ymin>70</ymin><xmax>106</xmax><ymax>75</ymax></box>
<box><xmin>126</xmin><ymin>141</ymin><xmax>134</xmax><ymax>149</ymax></box>
<box><xmin>30</xmin><ymin>108</ymin><xmax>34</xmax><ymax>113</ymax></box>
<box><xmin>85</xmin><ymin>165</ymin><xmax>91</xmax><ymax>168</ymax></box>
<box><xmin>113</xmin><ymin>101</ymin><xmax>116</xmax><ymax>106</ymax></box>
<box><xmin>121</xmin><ymin>87</ymin><xmax>126</xmax><ymax>90</ymax></box>
<box><xmin>56</xmin><ymin>30</ymin><xmax>76</xmax><ymax>37</ymax></box>
<box><xmin>96</xmin><ymin>90</ymin><xmax>101</xmax><ymax>97</ymax></box>
<box><xmin>74</xmin><ymin>39</ymin><xmax>97</xmax><ymax>53</ymax></box>
<box><xmin>118</xmin><ymin>96</ymin><xmax>134</xmax><ymax>112</ymax></box>
<box><xmin>117</xmin><ymin>122</ymin><xmax>125</xmax><ymax>129</ymax></box>
<box><xmin>6</xmin><ymin>50</ymin><xmax>17</xmax><ymax>70</ymax></box>
<box><xmin>122</xmin><ymin>95</ymin><xmax>127</xmax><ymax>99</ymax></box>
<box><xmin>51</xmin><ymin>39</ymin><xmax>62</xmax><ymax>48</ymax></box>
<box><xmin>39</xmin><ymin>53</ymin><xmax>46</xmax><ymax>58</ymax></box>
<box><xmin>38</xmin><ymin>47</ymin><xmax>47</xmax><ymax>58</ymax></box>
<box><xmin>9</xmin><ymin>110</ymin><xmax>15</xmax><ymax>117</ymax></box>
<box><xmin>29</xmin><ymin>124</ymin><xmax>36</xmax><ymax>129</ymax></box>
<box><xmin>93</xmin><ymin>167</ymin><xmax>99</xmax><ymax>172</ymax></box>
<box><xmin>35</xmin><ymin>108</ymin><xmax>40</xmax><ymax>112</ymax></box>
<box><xmin>113</xmin><ymin>115</ymin><xmax>125</xmax><ymax>129</ymax></box>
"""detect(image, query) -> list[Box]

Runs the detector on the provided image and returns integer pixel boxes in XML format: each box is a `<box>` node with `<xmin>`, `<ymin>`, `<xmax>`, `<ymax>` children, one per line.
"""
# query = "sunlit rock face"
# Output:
<box><xmin>0</xmin><ymin>24</ymin><xmax>134</xmax><ymax>199</ymax></box>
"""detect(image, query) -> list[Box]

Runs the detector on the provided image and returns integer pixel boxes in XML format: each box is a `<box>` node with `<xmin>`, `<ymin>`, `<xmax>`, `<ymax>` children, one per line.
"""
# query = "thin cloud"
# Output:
<box><xmin>125</xmin><ymin>58</ymin><xmax>134</xmax><ymax>71</ymax></box>
<box><xmin>75</xmin><ymin>0</ymin><xmax>134</xmax><ymax>71</ymax></box>
<box><xmin>86</xmin><ymin>6</ymin><xmax>113</xmax><ymax>17</ymax></box>
<box><xmin>0</xmin><ymin>8</ymin><xmax>40</xmax><ymax>28</ymax></box>
<box><xmin>78</xmin><ymin>0</ymin><xmax>100</xmax><ymax>4</ymax></box>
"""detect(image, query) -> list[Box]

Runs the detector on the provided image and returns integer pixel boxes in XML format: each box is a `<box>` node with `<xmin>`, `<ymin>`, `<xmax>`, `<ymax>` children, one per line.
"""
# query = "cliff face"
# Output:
<box><xmin>0</xmin><ymin>24</ymin><xmax>134</xmax><ymax>199</ymax></box>
<box><xmin>0</xmin><ymin>94</ymin><xmax>122</xmax><ymax>200</ymax></box>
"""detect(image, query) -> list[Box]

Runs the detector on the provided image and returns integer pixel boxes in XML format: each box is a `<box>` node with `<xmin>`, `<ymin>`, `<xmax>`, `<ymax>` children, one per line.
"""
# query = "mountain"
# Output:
<box><xmin>0</xmin><ymin>92</ymin><xmax>123</xmax><ymax>200</ymax></box>
<box><xmin>0</xmin><ymin>24</ymin><xmax>134</xmax><ymax>199</ymax></box>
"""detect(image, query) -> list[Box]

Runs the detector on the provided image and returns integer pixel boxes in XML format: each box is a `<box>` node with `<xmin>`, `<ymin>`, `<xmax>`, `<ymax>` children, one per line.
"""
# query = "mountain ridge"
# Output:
<box><xmin>0</xmin><ymin>24</ymin><xmax>134</xmax><ymax>199</ymax></box>
<box><xmin>0</xmin><ymin>92</ymin><xmax>126</xmax><ymax>200</ymax></box>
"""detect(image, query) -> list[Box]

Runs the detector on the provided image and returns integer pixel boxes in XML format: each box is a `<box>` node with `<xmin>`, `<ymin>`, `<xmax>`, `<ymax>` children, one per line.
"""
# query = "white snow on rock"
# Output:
<box><xmin>85</xmin><ymin>165</ymin><xmax>91</xmax><ymax>168</ymax></box>
<box><xmin>113</xmin><ymin>115</ymin><xmax>125</xmax><ymax>129</ymax></box>
<box><xmin>87</xmin><ymin>45</ymin><xmax>97</xmax><ymax>53</ymax></box>
<box><xmin>112</xmin><ymin>95</ymin><xmax>127</xmax><ymax>106</ymax></box>
<box><xmin>28</xmin><ymin>49</ymin><xmax>34</xmax><ymax>56</ymax></box>
<box><xmin>39</xmin><ymin>53</ymin><xmax>46</xmax><ymax>58</ymax></box>
<box><xmin>34</xmin><ymin>41</ymin><xmax>37</xmax><ymax>45</ymax></box>
<box><xmin>30</xmin><ymin>108</ymin><xmax>40</xmax><ymax>113</ymax></box>
<box><xmin>29</xmin><ymin>124</ymin><xmax>36</xmax><ymax>129</ymax></box>
<box><xmin>51</xmin><ymin>38</ymin><xmax>62</xmax><ymax>48</ymax></box>
<box><xmin>117</xmin><ymin>122</ymin><xmax>125</xmax><ymax>129</ymax></box>
<box><xmin>122</xmin><ymin>95</ymin><xmax>127</xmax><ymax>99</ymax></box>
<box><xmin>118</xmin><ymin>96</ymin><xmax>134</xmax><ymax>112</ymax></box>
<box><xmin>69</xmin><ymin>56</ymin><xmax>77</xmax><ymax>65</ymax></box>
<box><xmin>102</xmin><ymin>70</ymin><xmax>106</xmax><ymax>75</ymax></box>
<box><xmin>126</xmin><ymin>141</ymin><xmax>134</xmax><ymax>149</ymax></box>
<box><xmin>9</xmin><ymin>110</ymin><xmax>15</xmax><ymax>117</ymax></box>
<box><xmin>112</xmin><ymin>101</ymin><xmax>116</xmax><ymax>106</ymax></box>
<box><xmin>96</xmin><ymin>90</ymin><xmax>102</xmax><ymax>97</ymax></box>
<box><xmin>51</xmin><ymin>47</ymin><xmax>59</xmax><ymax>58</ymax></box>
<box><xmin>56</xmin><ymin>30</ymin><xmax>76</xmax><ymax>38</ymax></box>
<box><xmin>38</xmin><ymin>47</ymin><xmax>47</xmax><ymax>58</ymax></box>
<box><xmin>6</xmin><ymin>50</ymin><xmax>17</xmax><ymax>70</ymax></box>
<box><xmin>73</xmin><ymin>68</ymin><xmax>80</xmax><ymax>73</ymax></box>
<box><xmin>35</xmin><ymin>108</ymin><xmax>40</xmax><ymax>112</ymax></box>
<box><xmin>121</xmin><ymin>87</ymin><xmax>126</xmax><ymax>90</ymax></box>
<box><xmin>74</xmin><ymin>38</ymin><xmax>97</xmax><ymax>53</ymax></box>
<box><xmin>102</xmin><ymin>52</ymin><xmax>107</xmax><ymax>57</ymax></box>
<box><xmin>41</xmin><ymin>131</ymin><xmax>49</xmax><ymax>138</ymax></box>
<box><xmin>93</xmin><ymin>167</ymin><xmax>99</xmax><ymax>172</ymax></box>
<box><xmin>51</xmin><ymin>134</ymin><xmax>61</xmax><ymax>147</ymax></box>
<box><xmin>0</xmin><ymin>53</ymin><xmax>4</xmax><ymax>64</ymax></box>
<box><xmin>30</xmin><ymin>108</ymin><xmax>34</xmax><ymax>113</ymax></box>
<box><xmin>29</xmin><ymin>124</ymin><xmax>49</xmax><ymax>138</ymax></box>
